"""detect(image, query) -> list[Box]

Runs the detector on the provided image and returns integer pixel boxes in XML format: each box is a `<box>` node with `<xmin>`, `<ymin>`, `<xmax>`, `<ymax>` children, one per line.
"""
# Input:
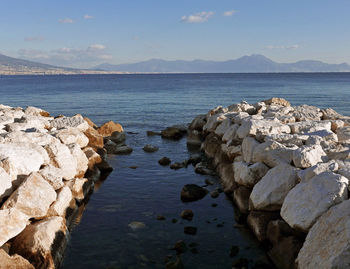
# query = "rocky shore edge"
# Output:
<box><xmin>0</xmin><ymin>104</ymin><xmax>129</xmax><ymax>268</ymax></box>
<box><xmin>187</xmin><ymin>98</ymin><xmax>350</xmax><ymax>269</ymax></box>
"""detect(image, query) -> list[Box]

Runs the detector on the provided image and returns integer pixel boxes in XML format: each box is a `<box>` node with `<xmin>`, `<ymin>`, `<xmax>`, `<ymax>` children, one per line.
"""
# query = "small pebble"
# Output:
<box><xmin>157</xmin><ymin>215</ymin><xmax>166</xmax><ymax>220</ymax></box>
<box><xmin>210</xmin><ymin>190</ymin><xmax>219</xmax><ymax>198</ymax></box>
<box><xmin>159</xmin><ymin>157</ymin><xmax>171</xmax><ymax>166</ymax></box>
<box><xmin>180</xmin><ymin>209</ymin><xmax>194</xmax><ymax>221</ymax></box>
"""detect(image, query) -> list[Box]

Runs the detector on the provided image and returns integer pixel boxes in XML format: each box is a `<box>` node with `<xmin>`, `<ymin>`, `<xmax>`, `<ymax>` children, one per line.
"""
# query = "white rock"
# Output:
<box><xmin>236</xmin><ymin>162</ymin><xmax>269</xmax><ymax>188</ymax></box>
<box><xmin>0</xmin><ymin>208</ymin><xmax>28</xmax><ymax>247</ymax></box>
<box><xmin>242</xmin><ymin>137</ymin><xmax>260</xmax><ymax>163</ymax></box>
<box><xmin>250</xmin><ymin>163</ymin><xmax>299</xmax><ymax>211</ymax></box>
<box><xmin>0</xmin><ymin>115</ymin><xmax>14</xmax><ymax>125</ymax></box>
<box><xmin>252</xmin><ymin>140</ymin><xmax>297</xmax><ymax>167</ymax></box>
<box><xmin>39</xmin><ymin>165</ymin><xmax>64</xmax><ymax>190</ymax></box>
<box><xmin>289</xmin><ymin>120</ymin><xmax>331</xmax><ymax>134</ymax></box>
<box><xmin>45</xmin><ymin>140</ymin><xmax>77</xmax><ymax>180</ymax></box>
<box><xmin>2</xmin><ymin>173</ymin><xmax>57</xmax><ymax>218</ymax></box>
<box><xmin>297</xmin><ymin>160</ymin><xmax>339</xmax><ymax>182</ymax></box>
<box><xmin>0</xmin><ymin>167</ymin><xmax>13</xmax><ymax>201</ymax></box>
<box><xmin>69</xmin><ymin>178</ymin><xmax>91</xmax><ymax>201</ymax></box>
<box><xmin>221</xmin><ymin>144</ymin><xmax>241</xmax><ymax>160</ymax></box>
<box><xmin>281</xmin><ymin>171</ymin><xmax>348</xmax><ymax>231</ymax></box>
<box><xmin>336</xmin><ymin>126</ymin><xmax>350</xmax><ymax>143</ymax></box>
<box><xmin>2</xmin><ymin>131</ymin><xmax>57</xmax><ymax>146</ymax></box>
<box><xmin>305</xmin><ymin>129</ymin><xmax>338</xmax><ymax>145</ymax></box>
<box><xmin>292</xmin><ymin>105</ymin><xmax>322</xmax><ymax>121</ymax></box>
<box><xmin>48</xmin><ymin>186</ymin><xmax>72</xmax><ymax>216</ymax></box>
<box><xmin>231</xmin><ymin>112</ymin><xmax>250</xmax><ymax>124</ymax></box>
<box><xmin>264</xmin><ymin>133</ymin><xmax>307</xmax><ymax>147</ymax></box>
<box><xmin>292</xmin><ymin>145</ymin><xmax>328</xmax><ymax>168</ymax></box>
<box><xmin>337</xmin><ymin>161</ymin><xmax>350</xmax><ymax>180</ymax></box>
<box><xmin>296</xmin><ymin>200</ymin><xmax>350</xmax><ymax>269</ymax></box>
<box><xmin>228</xmin><ymin>101</ymin><xmax>256</xmax><ymax>114</ymax></box>
<box><xmin>24</xmin><ymin>106</ymin><xmax>50</xmax><ymax>117</ymax></box>
<box><xmin>53</xmin><ymin>127</ymin><xmax>89</xmax><ymax>148</ymax></box>
<box><xmin>50</xmin><ymin>114</ymin><xmax>89</xmax><ymax>131</ymax></box>
<box><xmin>222</xmin><ymin>124</ymin><xmax>239</xmax><ymax>143</ymax></box>
<box><xmin>203</xmin><ymin>113</ymin><xmax>226</xmax><ymax>133</ymax></box>
<box><xmin>214</xmin><ymin>118</ymin><xmax>232</xmax><ymax>137</ymax></box>
<box><xmin>330</xmin><ymin>120</ymin><xmax>345</xmax><ymax>132</ymax></box>
<box><xmin>68</xmin><ymin>143</ymin><xmax>88</xmax><ymax>178</ymax></box>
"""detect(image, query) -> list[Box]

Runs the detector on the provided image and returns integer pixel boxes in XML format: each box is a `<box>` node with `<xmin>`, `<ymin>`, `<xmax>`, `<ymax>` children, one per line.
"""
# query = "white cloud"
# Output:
<box><xmin>266</xmin><ymin>44</ymin><xmax>300</xmax><ymax>50</ymax></box>
<box><xmin>181</xmin><ymin>11</ymin><xmax>214</xmax><ymax>23</ymax></box>
<box><xmin>84</xmin><ymin>14</ymin><xmax>94</xmax><ymax>19</ymax></box>
<box><xmin>24</xmin><ymin>36</ymin><xmax>45</xmax><ymax>42</ymax></box>
<box><xmin>17</xmin><ymin>44</ymin><xmax>112</xmax><ymax>67</ymax></box>
<box><xmin>223</xmin><ymin>10</ymin><xmax>236</xmax><ymax>17</ymax></box>
<box><xmin>58</xmin><ymin>18</ymin><xmax>74</xmax><ymax>24</ymax></box>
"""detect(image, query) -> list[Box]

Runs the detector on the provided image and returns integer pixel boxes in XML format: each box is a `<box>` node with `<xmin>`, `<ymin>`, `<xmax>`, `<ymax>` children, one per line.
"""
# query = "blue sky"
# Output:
<box><xmin>1</xmin><ymin>0</ymin><xmax>349</xmax><ymax>68</ymax></box>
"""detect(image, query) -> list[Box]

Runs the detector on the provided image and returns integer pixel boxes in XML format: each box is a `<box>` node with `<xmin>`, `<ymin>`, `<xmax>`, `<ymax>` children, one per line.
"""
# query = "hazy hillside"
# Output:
<box><xmin>95</xmin><ymin>55</ymin><xmax>350</xmax><ymax>73</ymax></box>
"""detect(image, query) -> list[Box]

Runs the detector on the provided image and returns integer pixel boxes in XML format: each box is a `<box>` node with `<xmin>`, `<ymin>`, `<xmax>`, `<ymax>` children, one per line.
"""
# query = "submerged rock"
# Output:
<box><xmin>184</xmin><ymin>226</ymin><xmax>197</xmax><ymax>235</ymax></box>
<box><xmin>180</xmin><ymin>184</ymin><xmax>208</xmax><ymax>202</ymax></box>
<box><xmin>128</xmin><ymin>221</ymin><xmax>146</xmax><ymax>231</ymax></box>
<box><xmin>158</xmin><ymin>157</ymin><xmax>171</xmax><ymax>166</ymax></box>
<box><xmin>180</xmin><ymin>209</ymin><xmax>194</xmax><ymax>221</ymax></box>
<box><xmin>143</xmin><ymin>144</ymin><xmax>159</xmax><ymax>153</ymax></box>
<box><xmin>161</xmin><ymin>126</ymin><xmax>186</xmax><ymax>140</ymax></box>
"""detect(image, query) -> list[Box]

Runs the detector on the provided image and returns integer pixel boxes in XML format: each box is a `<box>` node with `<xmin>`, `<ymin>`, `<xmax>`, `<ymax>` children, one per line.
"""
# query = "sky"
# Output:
<box><xmin>1</xmin><ymin>0</ymin><xmax>349</xmax><ymax>68</ymax></box>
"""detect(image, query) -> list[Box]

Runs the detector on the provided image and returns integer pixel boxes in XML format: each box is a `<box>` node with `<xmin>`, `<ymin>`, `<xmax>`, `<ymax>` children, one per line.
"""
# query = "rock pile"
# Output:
<box><xmin>188</xmin><ymin>98</ymin><xmax>350</xmax><ymax>269</ymax></box>
<box><xmin>0</xmin><ymin>104</ymin><xmax>124</xmax><ymax>268</ymax></box>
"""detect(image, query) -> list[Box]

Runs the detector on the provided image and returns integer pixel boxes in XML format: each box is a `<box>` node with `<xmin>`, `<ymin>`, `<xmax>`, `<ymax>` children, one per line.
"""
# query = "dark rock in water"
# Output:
<box><xmin>188</xmin><ymin>154</ymin><xmax>202</xmax><ymax>166</ymax></box>
<box><xmin>173</xmin><ymin>240</ymin><xmax>187</xmax><ymax>254</ymax></box>
<box><xmin>211</xmin><ymin>203</ymin><xmax>218</xmax><ymax>207</ymax></box>
<box><xmin>157</xmin><ymin>215</ymin><xmax>166</xmax><ymax>220</ymax></box>
<box><xmin>171</xmin><ymin>218</ymin><xmax>178</xmax><ymax>223</ymax></box>
<box><xmin>165</xmin><ymin>256</ymin><xmax>184</xmax><ymax>269</ymax></box>
<box><xmin>170</xmin><ymin>162</ymin><xmax>185</xmax><ymax>170</ymax></box>
<box><xmin>216</xmin><ymin>187</ymin><xmax>223</xmax><ymax>193</ymax></box>
<box><xmin>96</xmin><ymin>160</ymin><xmax>113</xmax><ymax>174</ymax></box>
<box><xmin>268</xmin><ymin>236</ymin><xmax>303</xmax><ymax>269</ymax></box>
<box><xmin>109</xmin><ymin>131</ymin><xmax>126</xmax><ymax>144</ymax></box>
<box><xmin>128</xmin><ymin>166</ymin><xmax>138</xmax><ymax>169</ymax></box>
<box><xmin>104</xmin><ymin>139</ymin><xmax>133</xmax><ymax>155</ymax></box>
<box><xmin>267</xmin><ymin>219</ymin><xmax>298</xmax><ymax>246</ymax></box>
<box><xmin>205</xmin><ymin>179</ymin><xmax>214</xmax><ymax>185</ymax></box>
<box><xmin>210</xmin><ymin>190</ymin><xmax>219</xmax><ymax>198</ymax></box>
<box><xmin>147</xmin><ymin>130</ymin><xmax>161</xmax><ymax>136</ymax></box>
<box><xmin>161</xmin><ymin>126</ymin><xmax>186</xmax><ymax>140</ymax></box>
<box><xmin>190</xmin><ymin>247</ymin><xmax>198</xmax><ymax>254</ymax></box>
<box><xmin>180</xmin><ymin>209</ymin><xmax>194</xmax><ymax>221</ymax></box>
<box><xmin>230</xmin><ymin>245</ymin><xmax>240</xmax><ymax>257</ymax></box>
<box><xmin>251</xmin><ymin>261</ymin><xmax>272</xmax><ymax>269</ymax></box>
<box><xmin>143</xmin><ymin>144</ymin><xmax>159</xmax><ymax>153</ymax></box>
<box><xmin>159</xmin><ymin>157</ymin><xmax>171</xmax><ymax>166</ymax></box>
<box><xmin>232</xmin><ymin>258</ymin><xmax>249</xmax><ymax>269</ymax></box>
<box><xmin>184</xmin><ymin>226</ymin><xmax>197</xmax><ymax>235</ymax></box>
<box><xmin>180</xmin><ymin>184</ymin><xmax>208</xmax><ymax>202</ymax></box>
<box><xmin>233</xmin><ymin>186</ymin><xmax>252</xmax><ymax>214</ymax></box>
<box><xmin>194</xmin><ymin>162</ymin><xmax>215</xmax><ymax>175</ymax></box>
<box><xmin>188</xmin><ymin>242</ymin><xmax>198</xmax><ymax>248</ymax></box>
<box><xmin>247</xmin><ymin>211</ymin><xmax>280</xmax><ymax>242</ymax></box>
<box><xmin>189</xmin><ymin>114</ymin><xmax>206</xmax><ymax>131</ymax></box>
<box><xmin>114</xmin><ymin>145</ymin><xmax>133</xmax><ymax>155</ymax></box>
<box><xmin>216</xmin><ymin>223</ymin><xmax>224</xmax><ymax>228</ymax></box>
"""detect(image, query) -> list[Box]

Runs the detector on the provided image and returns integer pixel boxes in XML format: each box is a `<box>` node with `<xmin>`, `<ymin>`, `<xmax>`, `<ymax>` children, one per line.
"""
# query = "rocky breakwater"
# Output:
<box><xmin>187</xmin><ymin>98</ymin><xmax>350</xmax><ymax>269</ymax></box>
<box><xmin>0</xmin><ymin>104</ymin><xmax>127</xmax><ymax>268</ymax></box>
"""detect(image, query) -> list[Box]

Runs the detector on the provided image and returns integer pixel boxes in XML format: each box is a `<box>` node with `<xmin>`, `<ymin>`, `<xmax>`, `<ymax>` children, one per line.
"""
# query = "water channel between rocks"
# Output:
<box><xmin>61</xmin><ymin>131</ymin><xmax>271</xmax><ymax>269</ymax></box>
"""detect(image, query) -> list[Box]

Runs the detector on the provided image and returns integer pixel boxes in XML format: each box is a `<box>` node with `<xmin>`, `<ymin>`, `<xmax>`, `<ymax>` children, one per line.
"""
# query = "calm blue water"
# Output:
<box><xmin>0</xmin><ymin>73</ymin><xmax>349</xmax><ymax>269</ymax></box>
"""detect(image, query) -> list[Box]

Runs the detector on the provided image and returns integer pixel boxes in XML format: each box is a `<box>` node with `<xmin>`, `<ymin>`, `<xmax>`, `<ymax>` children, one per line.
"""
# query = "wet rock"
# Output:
<box><xmin>233</xmin><ymin>186</ymin><xmax>251</xmax><ymax>214</ymax></box>
<box><xmin>0</xmin><ymin>249</ymin><xmax>34</xmax><ymax>269</ymax></box>
<box><xmin>230</xmin><ymin>245</ymin><xmax>239</xmax><ymax>257</ymax></box>
<box><xmin>173</xmin><ymin>240</ymin><xmax>187</xmax><ymax>254</ymax></box>
<box><xmin>188</xmin><ymin>154</ymin><xmax>202</xmax><ymax>166</ymax></box>
<box><xmin>161</xmin><ymin>127</ymin><xmax>185</xmax><ymax>140</ymax></box>
<box><xmin>0</xmin><ymin>208</ymin><xmax>28</xmax><ymax>247</ymax></box>
<box><xmin>11</xmin><ymin>216</ymin><xmax>68</xmax><ymax>269</ymax></box>
<box><xmin>180</xmin><ymin>184</ymin><xmax>208</xmax><ymax>202</ymax></box>
<box><xmin>187</xmin><ymin>130</ymin><xmax>203</xmax><ymax>148</ymax></box>
<box><xmin>202</xmin><ymin>133</ymin><xmax>222</xmax><ymax>158</ymax></box>
<box><xmin>204</xmin><ymin>179</ymin><xmax>214</xmax><ymax>185</ymax></box>
<box><xmin>69</xmin><ymin>178</ymin><xmax>92</xmax><ymax>202</ymax></box>
<box><xmin>97</xmin><ymin>121</ymin><xmax>123</xmax><ymax>137</ymax></box>
<box><xmin>211</xmin><ymin>203</ymin><xmax>218</xmax><ymax>207</ymax></box>
<box><xmin>266</xmin><ymin>219</ymin><xmax>297</xmax><ymax>246</ymax></box>
<box><xmin>189</xmin><ymin>114</ymin><xmax>206</xmax><ymax>131</ymax></box>
<box><xmin>296</xmin><ymin>199</ymin><xmax>350</xmax><ymax>269</ymax></box>
<box><xmin>247</xmin><ymin>211</ymin><xmax>280</xmax><ymax>241</ymax></box>
<box><xmin>281</xmin><ymin>171</ymin><xmax>348</xmax><ymax>232</ymax></box>
<box><xmin>146</xmin><ymin>130</ymin><xmax>161</xmax><ymax>136</ymax></box>
<box><xmin>158</xmin><ymin>157</ymin><xmax>171</xmax><ymax>166</ymax></box>
<box><xmin>184</xmin><ymin>226</ymin><xmax>197</xmax><ymax>235</ymax></box>
<box><xmin>109</xmin><ymin>131</ymin><xmax>126</xmax><ymax>144</ymax></box>
<box><xmin>171</xmin><ymin>218</ymin><xmax>178</xmax><ymax>223</ymax></box>
<box><xmin>232</xmin><ymin>258</ymin><xmax>249</xmax><ymax>269</ymax></box>
<box><xmin>143</xmin><ymin>144</ymin><xmax>159</xmax><ymax>153</ymax></box>
<box><xmin>128</xmin><ymin>166</ymin><xmax>138</xmax><ymax>169</ymax></box>
<box><xmin>180</xmin><ymin>209</ymin><xmax>194</xmax><ymax>221</ymax></box>
<box><xmin>2</xmin><ymin>172</ymin><xmax>57</xmax><ymax>218</ymax></box>
<box><xmin>165</xmin><ymin>256</ymin><xmax>184</xmax><ymax>269</ymax></box>
<box><xmin>96</xmin><ymin>160</ymin><xmax>113</xmax><ymax>174</ymax></box>
<box><xmin>210</xmin><ymin>190</ymin><xmax>219</xmax><ymax>198</ymax></box>
<box><xmin>157</xmin><ymin>215</ymin><xmax>166</xmax><ymax>220</ymax></box>
<box><xmin>128</xmin><ymin>221</ymin><xmax>146</xmax><ymax>231</ymax></box>
<box><xmin>170</xmin><ymin>162</ymin><xmax>184</xmax><ymax>170</ymax></box>
<box><xmin>114</xmin><ymin>145</ymin><xmax>133</xmax><ymax>155</ymax></box>
<box><xmin>194</xmin><ymin>162</ymin><xmax>215</xmax><ymax>175</ymax></box>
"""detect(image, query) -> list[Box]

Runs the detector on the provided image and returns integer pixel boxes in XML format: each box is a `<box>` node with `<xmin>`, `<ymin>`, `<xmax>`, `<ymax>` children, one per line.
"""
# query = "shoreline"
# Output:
<box><xmin>187</xmin><ymin>98</ymin><xmax>350</xmax><ymax>268</ymax></box>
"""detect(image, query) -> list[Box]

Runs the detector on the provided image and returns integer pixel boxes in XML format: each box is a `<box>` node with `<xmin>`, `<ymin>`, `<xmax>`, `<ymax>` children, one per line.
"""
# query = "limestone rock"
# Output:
<box><xmin>0</xmin><ymin>167</ymin><xmax>12</xmax><ymax>201</ymax></box>
<box><xmin>336</xmin><ymin>126</ymin><xmax>350</xmax><ymax>143</ymax></box>
<box><xmin>189</xmin><ymin>114</ymin><xmax>206</xmax><ymax>131</ymax></box>
<box><xmin>11</xmin><ymin>216</ymin><xmax>68</xmax><ymax>269</ymax></box>
<box><xmin>48</xmin><ymin>186</ymin><xmax>72</xmax><ymax>217</ymax></box>
<box><xmin>289</xmin><ymin>120</ymin><xmax>331</xmax><ymax>134</ymax></box>
<box><xmin>217</xmin><ymin>162</ymin><xmax>235</xmax><ymax>192</ymax></box>
<box><xmin>297</xmin><ymin>160</ymin><xmax>339</xmax><ymax>182</ymax></box>
<box><xmin>265</xmin><ymin>133</ymin><xmax>307</xmax><ymax>147</ymax></box>
<box><xmin>0</xmin><ymin>208</ymin><xmax>28</xmax><ymax>247</ymax></box>
<box><xmin>296</xmin><ymin>200</ymin><xmax>350</xmax><ymax>269</ymax></box>
<box><xmin>69</xmin><ymin>178</ymin><xmax>92</xmax><ymax>202</ymax></box>
<box><xmin>2</xmin><ymin>131</ymin><xmax>57</xmax><ymax>146</ymax></box>
<box><xmin>68</xmin><ymin>143</ymin><xmax>88</xmax><ymax>178</ymax></box>
<box><xmin>292</xmin><ymin>145</ymin><xmax>328</xmax><ymax>168</ymax></box>
<box><xmin>281</xmin><ymin>171</ymin><xmax>348</xmax><ymax>231</ymax></box>
<box><xmin>0</xmin><ymin>249</ymin><xmax>34</xmax><ymax>269</ymax></box>
<box><xmin>242</xmin><ymin>137</ymin><xmax>260</xmax><ymax>163</ymax></box>
<box><xmin>50</xmin><ymin>114</ymin><xmax>89</xmax><ymax>131</ymax></box>
<box><xmin>24</xmin><ymin>106</ymin><xmax>50</xmax><ymax>117</ymax></box>
<box><xmin>2</xmin><ymin>173</ymin><xmax>57</xmax><ymax>218</ymax></box>
<box><xmin>252</xmin><ymin>140</ymin><xmax>297</xmax><ymax>167</ymax></box>
<box><xmin>54</xmin><ymin>128</ymin><xmax>89</xmax><ymax>148</ymax></box>
<box><xmin>214</xmin><ymin>118</ymin><xmax>233</xmax><ymax>137</ymax></box>
<box><xmin>84</xmin><ymin>127</ymin><xmax>104</xmax><ymax>148</ymax></box>
<box><xmin>39</xmin><ymin>165</ymin><xmax>64</xmax><ymax>190</ymax></box>
<box><xmin>180</xmin><ymin>184</ymin><xmax>208</xmax><ymax>202</ymax></box>
<box><xmin>45</xmin><ymin>141</ymin><xmax>77</xmax><ymax>180</ymax></box>
<box><xmin>292</xmin><ymin>105</ymin><xmax>322</xmax><ymax>121</ymax></box>
<box><xmin>321</xmin><ymin>107</ymin><xmax>343</xmax><ymax>120</ymax></box>
<box><xmin>83</xmin><ymin>147</ymin><xmax>102</xmax><ymax>169</ymax></box>
<box><xmin>250</xmin><ymin>163</ymin><xmax>299</xmax><ymax>211</ymax></box>
<box><xmin>247</xmin><ymin>211</ymin><xmax>280</xmax><ymax>241</ymax></box>
<box><xmin>222</xmin><ymin>124</ymin><xmax>239</xmax><ymax>143</ymax></box>
<box><xmin>203</xmin><ymin>113</ymin><xmax>226</xmax><ymax>133</ymax></box>
<box><xmin>264</xmin><ymin>97</ymin><xmax>291</xmax><ymax>107</ymax></box>
<box><xmin>236</xmin><ymin>162</ymin><xmax>269</xmax><ymax>188</ymax></box>
<box><xmin>233</xmin><ymin>186</ymin><xmax>251</xmax><ymax>214</ymax></box>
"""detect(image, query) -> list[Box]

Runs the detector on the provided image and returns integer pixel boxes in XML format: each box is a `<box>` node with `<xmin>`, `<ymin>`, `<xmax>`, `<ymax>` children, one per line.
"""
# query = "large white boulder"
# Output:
<box><xmin>292</xmin><ymin>145</ymin><xmax>328</xmax><ymax>168</ymax></box>
<box><xmin>50</xmin><ymin>114</ymin><xmax>89</xmax><ymax>131</ymax></box>
<box><xmin>289</xmin><ymin>120</ymin><xmax>331</xmax><ymax>134</ymax></box>
<box><xmin>0</xmin><ymin>167</ymin><xmax>12</xmax><ymax>201</ymax></box>
<box><xmin>292</xmin><ymin>105</ymin><xmax>322</xmax><ymax>121</ymax></box>
<box><xmin>296</xmin><ymin>200</ymin><xmax>350</xmax><ymax>269</ymax></box>
<box><xmin>2</xmin><ymin>131</ymin><xmax>57</xmax><ymax>146</ymax></box>
<box><xmin>53</xmin><ymin>127</ymin><xmax>89</xmax><ymax>148</ymax></box>
<box><xmin>297</xmin><ymin>160</ymin><xmax>339</xmax><ymax>182</ymax></box>
<box><xmin>250</xmin><ymin>163</ymin><xmax>299</xmax><ymax>211</ymax></box>
<box><xmin>235</xmin><ymin>162</ymin><xmax>269</xmax><ymax>188</ymax></box>
<box><xmin>0</xmin><ymin>208</ymin><xmax>29</xmax><ymax>247</ymax></box>
<box><xmin>214</xmin><ymin>118</ymin><xmax>232</xmax><ymax>137</ymax></box>
<box><xmin>222</xmin><ymin>124</ymin><xmax>239</xmax><ymax>142</ymax></box>
<box><xmin>48</xmin><ymin>186</ymin><xmax>72</xmax><ymax>217</ymax></box>
<box><xmin>264</xmin><ymin>133</ymin><xmax>307</xmax><ymax>147</ymax></box>
<box><xmin>281</xmin><ymin>171</ymin><xmax>348</xmax><ymax>232</ymax></box>
<box><xmin>68</xmin><ymin>143</ymin><xmax>88</xmax><ymax>178</ymax></box>
<box><xmin>242</xmin><ymin>137</ymin><xmax>260</xmax><ymax>163</ymax></box>
<box><xmin>39</xmin><ymin>165</ymin><xmax>64</xmax><ymax>190</ymax></box>
<box><xmin>336</xmin><ymin>126</ymin><xmax>350</xmax><ymax>143</ymax></box>
<box><xmin>252</xmin><ymin>140</ymin><xmax>297</xmax><ymax>167</ymax></box>
<box><xmin>45</xmin><ymin>140</ymin><xmax>77</xmax><ymax>180</ymax></box>
<box><xmin>2</xmin><ymin>173</ymin><xmax>57</xmax><ymax>218</ymax></box>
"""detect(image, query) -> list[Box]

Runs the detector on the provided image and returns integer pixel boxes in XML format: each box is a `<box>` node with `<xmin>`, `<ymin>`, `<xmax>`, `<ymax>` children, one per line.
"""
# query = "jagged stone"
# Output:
<box><xmin>233</xmin><ymin>186</ymin><xmax>251</xmax><ymax>214</ymax></box>
<box><xmin>336</xmin><ymin>126</ymin><xmax>350</xmax><ymax>143</ymax></box>
<box><xmin>48</xmin><ymin>186</ymin><xmax>72</xmax><ymax>217</ymax></box>
<box><xmin>0</xmin><ymin>208</ymin><xmax>28</xmax><ymax>247</ymax></box>
<box><xmin>0</xmin><ymin>167</ymin><xmax>12</xmax><ymax>201</ymax></box>
<box><xmin>247</xmin><ymin>211</ymin><xmax>280</xmax><ymax>241</ymax></box>
<box><xmin>53</xmin><ymin>127</ymin><xmax>89</xmax><ymax>148</ymax></box>
<box><xmin>242</xmin><ymin>137</ymin><xmax>260</xmax><ymax>163</ymax></box>
<box><xmin>297</xmin><ymin>160</ymin><xmax>339</xmax><ymax>182</ymax></box>
<box><xmin>50</xmin><ymin>114</ymin><xmax>89</xmax><ymax>131</ymax></box>
<box><xmin>292</xmin><ymin>145</ymin><xmax>328</xmax><ymax>168</ymax></box>
<box><xmin>189</xmin><ymin>114</ymin><xmax>206</xmax><ymax>131</ymax></box>
<box><xmin>0</xmin><ymin>249</ymin><xmax>34</xmax><ymax>269</ymax></box>
<box><xmin>39</xmin><ymin>165</ymin><xmax>64</xmax><ymax>190</ymax></box>
<box><xmin>68</xmin><ymin>143</ymin><xmax>88</xmax><ymax>178</ymax></box>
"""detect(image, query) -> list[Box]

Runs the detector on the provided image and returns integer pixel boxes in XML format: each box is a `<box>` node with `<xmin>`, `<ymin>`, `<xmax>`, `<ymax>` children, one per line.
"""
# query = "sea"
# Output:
<box><xmin>0</xmin><ymin>73</ymin><xmax>349</xmax><ymax>269</ymax></box>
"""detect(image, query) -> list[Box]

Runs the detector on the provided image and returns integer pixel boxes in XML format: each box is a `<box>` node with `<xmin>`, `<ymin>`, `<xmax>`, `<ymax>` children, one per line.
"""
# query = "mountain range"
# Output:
<box><xmin>0</xmin><ymin>52</ymin><xmax>350</xmax><ymax>75</ymax></box>
<box><xmin>95</xmin><ymin>54</ymin><xmax>350</xmax><ymax>73</ymax></box>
